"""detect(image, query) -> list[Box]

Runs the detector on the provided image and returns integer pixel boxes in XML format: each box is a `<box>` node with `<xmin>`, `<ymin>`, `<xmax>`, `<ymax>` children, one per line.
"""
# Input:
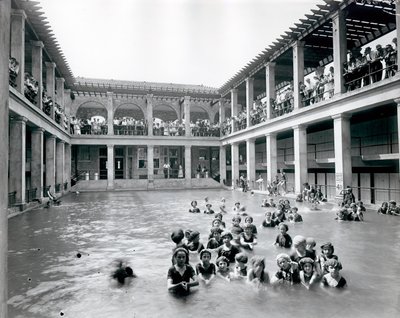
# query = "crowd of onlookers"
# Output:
<box><xmin>71</xmin><ymin>117</ymin><xmax>108</xmax><ymax>135</ymax></box>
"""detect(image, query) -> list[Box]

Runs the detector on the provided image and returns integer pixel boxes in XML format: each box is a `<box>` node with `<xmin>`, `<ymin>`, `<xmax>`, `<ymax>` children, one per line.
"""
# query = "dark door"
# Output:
<box><xmin>99</xmin><ymin>158</ymin><xmax>107</xmax><ymax>179</ymax></box>
<box><xmin>115</xmin><ymin>158</ymin><xmax>124</xmax><ymax>179</ymax></box>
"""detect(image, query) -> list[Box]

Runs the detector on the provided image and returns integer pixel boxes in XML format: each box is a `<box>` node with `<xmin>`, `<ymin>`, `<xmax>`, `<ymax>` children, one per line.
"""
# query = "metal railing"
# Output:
<box><xmin>25</xmin><ymin>188</ymin><xmax>37</xmax><ymax>203</ymax></box>
<box><xmin>8</xmin><ymin>191</ymin><xmax>16</xmax><ymax>207</ymax></box>
<box><xmin>115</xmin><ymin>125</ymin><xmax>148</xmax><ymax>135</ymax></box>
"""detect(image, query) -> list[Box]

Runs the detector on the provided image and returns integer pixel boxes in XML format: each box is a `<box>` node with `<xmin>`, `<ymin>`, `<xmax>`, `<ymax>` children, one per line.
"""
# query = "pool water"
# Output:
<box><xmin>8</xmin><ymin>189</ymin><xmax>400</xmax><ymax>318</ymax></box>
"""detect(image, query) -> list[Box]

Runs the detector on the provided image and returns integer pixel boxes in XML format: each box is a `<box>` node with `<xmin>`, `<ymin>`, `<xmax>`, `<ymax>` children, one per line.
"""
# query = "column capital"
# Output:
<box><xmin>48</xmin><ymin>134</ymin><xmax>57</xmax><ymax>140</ymax></box>
<box><xmin>32</xmin><ymin>127</ymin><xmax>45</xmax><ymax>133</ymax></box>
<box><xmin>264</xmin><ymin>61</ymin><xmax>276</xmax><ymax>68</ymax></box>
<box><xmin>45</xmin><ymin>61</ymin><xmax>56</xmax><ymax>69</ymax></box>
<box><xmin>265</xmin><ymin>132</ymin><xmax>277</xmax><ymax>138</ymax></box>
<box><xmin>11</xmin><ymin>9</ymin><xmax>27</xmax><ymax>19</ymax></box>
<box><xmin>147</xmin><ymin>145</ymin><xmax>154</xmax><ymax>150</ymax></box>
<box><xmin>331</xmin><ymin>113</ymin><xmax>352</xmax><ymax>120</ymax></box>
<box><xmin>394</xmin><ymin>98</ymin><xmax>400</xmax><ymax>105</ymax></box>
<box><xmin>57</xmin><ymin>140</ymin><xmax>65</xmax><ymax>144</ymax></box>
<box><xmin>246</xmin><ymin>137</ymin><xmax>256</xmax><ymax>143</ymax></box>
<box><xmin>292</xmin><ymin>124</ymin><xmax>307</xmax><ymax>131</ymax></box>
<box><xmin>107</xmin><ymin>144</ymin><xmax>114</xmax><ymax>149</ymax></box>
<box><xmin>56</xmin><ymin>77</ymin><xmax>65</xmax><ymax>84</ymax></box>
<box><xmin>185</xmin><ymin>145</ymin><xmax>192</xmax><ymax>149</ymax></box>
<box><xmin>245</xmin><ymin>77</ymin><xmax>254</xmax><ymax>83</ymax></box>
<box><xmin>184</xmin><ymin>95</ymin><xmax>191</xmax><ymax>101</ymax></box>
<box><xmin>292</xmin><ymin>40</ymin><xmax>305</xmax><ymax>48</ymax></box>
<box><xmin>13</xmin><ymin>116</ymin><xmax>27</xmax><ymax>123</ymax></box>
<box><xmin>30</xmin><ymin>40</ymin><xmax>44</xmax><ymax>48</ymax></box>
<box><xmin>230</xmin><ymin>88</ymin><xmax>238</xmax><ymax>94</ymax></box>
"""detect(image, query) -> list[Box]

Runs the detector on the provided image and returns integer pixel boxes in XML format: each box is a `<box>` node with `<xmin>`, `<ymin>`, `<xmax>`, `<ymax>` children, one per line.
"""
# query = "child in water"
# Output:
<box><xmin>207</xmin><ymin>227</ymin><xmax>223</xmax><ymax>249</ymax></box>
<box><xmin>261</xmin><ymin>211</ymin><xmax>276</xmax><ymax>228</ymax></box>
<box><xmin>195</xmin><ymin>249</ymin><xmax>216</xmax><ymax>285</ymax></box>
<box><xmin>188</xmin><ymin>200</ymin><xmax>200</xmax><ymax>213</ymax></box>
<box><xmin>321</xmin><ymin>259</ymin><xmax>346</xmax><ymax>288</ymax></box>
<box><xmin>274</xmin><ymin>223</ymin><xmax>292</xmax><ymax>248</ymax></box>
<box><xmin>230</xmin><ymin>215</ymin><xmax>243</xmax><ymax>245</ymax></box>
<box><xmin>244</xmin><ymin>216</ymin><xmax>257</xmax><ymax>236</ymax></box>
<box><xmin>216</xmin><ymin>231</ymin><xmax>241</xmax><ymax>263</ymax></box>
<box><xmin>186</xmin><ymin>231</ymin><xmax>205</xmax><ymax>254</ymax></box>
<box><xmin>239</xmin><ymin>223</ymin><xmax>258</xmax><ymax>250</ymax></box>
<box><xmin>290</xmin><ymin>235</ymin><xmax>314</xmax><ymax>263</ymax></box>
<box><xmin>167</xmin><ymin>248</ymin><xmax>199</xmax><ymax>294</ymax></box>
<box><xmin>247</xmin><ymin>256</ymin><xmax>269</xmax><ymax>287</ymax></box>
<box><xmin>288</xmin><ymin>207</ymin><xmax>303</xmax><ymax>223</ymax></box>
<box><xmin>271</xmin><ymin>253</ymin><xmax>300</xmax><ymax>286</ymax></box>
<box><xmin>204</xmin><ymin>203</ymin><xmax>215</xmax><ymax>214</ymax></box>
<box><xmin>216</xmin><ymin>256</ymin><xmax>231</xmax><ymax>281</ymax></box>
<box><xmin>318</xmin><ymin>242</ymin><xmax>341</xmax><ymax>274</ymax></box>
<box><xmin>111</xmin><ymin>260</ymin><xmax>137</xmax><ymax>285</ymax></box>
<box><xmin>299</xmin><ymin>257</ymin><xmax>319</xmax><ymax>289</ymax></box>
<box><xmin>232</xmin><ymin>253</ymin><xmax>248</xmax><ymax>279</ymax></box>
<box><xmin>377</xmin><ymin>201</ymin><xmax>389</xmax><ymax>214</ymax></box>
<box><xmin>306</xmin><ymin>237</ymin><xmax>317</xmax><ymax>260</ymax></box>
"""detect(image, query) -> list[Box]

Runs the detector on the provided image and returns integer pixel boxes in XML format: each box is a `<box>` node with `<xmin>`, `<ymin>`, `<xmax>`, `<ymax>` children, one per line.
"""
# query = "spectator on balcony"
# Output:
<box><xmin>384</xmin><ymin>44</ymin><xmax>397</xmax><ymax>78</ymax></box>
<box><xmin>24</xmin><ymin>73</ymin><xmax>39</xmax><ymax>104</ymax></box>
<box><xmin>370</xmin><ymin>44</ymin><xmax>385</xmax><ymax>83</ymax></box>
<box><xmin>9</xmin><ymin>57</ymin><xmax>19</xmax><ymax>87</ymax></box>
<box><xmin>71</xmin><ymin>116</ymin><xmax>80</xmax><ymax>135</ymax></box>
<box><xmin>323</xmin><ymin>67</ymin><xmax>334</xmax><ymax>100</ymax></box>
<box><xmin>42</xmin><ymin>89</ymin><xmax>53</xmax><ymax>116</ymax></box>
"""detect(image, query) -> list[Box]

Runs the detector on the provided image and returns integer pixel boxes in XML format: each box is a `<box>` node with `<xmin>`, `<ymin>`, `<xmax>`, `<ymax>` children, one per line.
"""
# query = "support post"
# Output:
<box><xmin>332</xmin><ymin>9</ymin><xmax>347</xmax><ymax>94</ymax></box>
<box><xmin>246</xmin><ymin>138</ymin><xmax>256</xmax><ymax>187</ymax></box>
<box><xmin>293</xmin><ymin>41</ymin><xmax>305</xmax><ymax>109</ymax></box>
<box><xmin>147</xmin><ymin>94</ymin><xmax>153</xmax><ymax>136</ymax></box>
<box><xmin>231</xmin><ymin>88</ymin><xmax>238</xmax><ymax>132</ymax></box>
<box><xmin>107</xmin><ymin>145</ymin><xmax>114</xmax><ymax>189</ymax></box>
<box><xmin>31</xmin><ymin>127</ymin><xmax>44</xmax><ymax>199</ymax></box>
<box><xmin>266</xmin><ymin>133</ymin><xmax>277</xmax><ymax>185</ymax></box>
<box><xmin>107</xmin><ymin>92</ymin><xmax>114</xmax><ymax>135</ymax></box>
<box><xmin>10</xmin><ymin>9</ymin><xmax>26</xmax><ymax>93</ymax></box>
<box><xmin>56</xmin><ymin>140</ymin><xmax>65</xmax><ymax>193</ymax></box>
<box><xmin>185</xmin><ymin>145</ymin><xmax>191</xmax><ymax>186</ymax></box>
<box><xmin>293</xmin><ymin>125</ymin><xmax>308</xmax><ymax>194</ymax></box>
<box><xmin>219</xmin><ymin>145</ymin><xmax>226</xmax><ymax>186</ymax></box>
<box><xmin>31</xmin><ymin>41</ymin><xmax>44</xmax><ymax>108</ymax></box>
<box><xmin>246</xmin><ymin>77</ymin><xmax>254</xmax><ymax>128</ymax></box>
<box><xmin>265</xmin><ymin>62</ymin><xmax>276</xmax><ymax>119</ymax></box>
<box><xmin>45</xmin><ymin>62</ymin><xmax>56</xmax><ymax>119</ymax></box>
<box><xmin>184</xmin><ymin>96</ymin><xmax>191</xmax><ymax>137</ymax></box>
<box><xmin>231</xmin><ymin>142</ymin><xmax>239</xmax><ymax>188</ymax></box>
<box><xmin>45</xmin><ymin>135</ymin><xmax>57</xmax><ymax>193</ymax></box>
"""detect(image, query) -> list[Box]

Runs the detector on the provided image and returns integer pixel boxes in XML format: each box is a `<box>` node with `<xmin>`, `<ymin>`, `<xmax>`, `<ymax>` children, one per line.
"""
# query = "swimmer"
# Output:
<box><xmin>167</xmin><ymin>248</ymin><xmax>199</xmax><ymax>294</ymax></box>
<box><xmin>271</xmin><ymin>253</ymin><xmax>300</xmax><ymax>286</ymax></box>
<box><xmin>244</xmin><ymin>216</ymin><xmax>257</xmax><ymax>235</ymax></box>
<box><xmin>204</xmin><ymin>203</ymin><xmax>215</xmax><ymax>214</ymax></box>
<box><xmin>247</xmin><ymin>256</ymin><xmax>269</xmax><ymax>287</ymax></box>
<box><xmin>232</xmin><ymin>253</ymin><xmax>248</xmax><ymax>279</ymax></box>
<box><xmin>318</xmin><ymin>242</ymin><xmax>341</xmax><ymax>274</ymax></box>
<box><xmin>261</xmin><ymin>211</ymin><xmax>276</xmax><ymax>228</ymax></box>
<box><xmin>111</xmin><ymin>260</ymin><xmax>137</xmax><ymax>285</ymax></box>
<box><xmin>216</xmin><ymin>231</ymin><xmax>240</xmax><ymax>263</ymax></box>
<box><xmin>216</xmin><ymin>256</ymin><xmax>231</xmax><ymax>281</ymax></box>
<box><xmin>196</xmin><ymin>249</ymin><xmax>216</xmax><ymax>285</ymax></box>
<box><xmin>321</xmin><ymin>259</ymin><xmax>346</xmax><ymax>288</ymax></box>
<box><xmin>299</xmin><ymin>257</ymin><xmax>319</xmax><ymax>289</ymax></box>
<box><xmin>189</xmin><ymin>200</ymin><xmax>200</xmax><ymax>213</ymax></box>
<box><xmin>274</xmin><ymin>223</ymin><xmax>292</xmax><ymax>248</ymax></box>
<box><xmin>239</xmin><ymin>223</ymin><xmax>257</xmax><ymax>250</ymax></box>
<box><xmin>186</xmin><ymin>231</ymin><xmax>205</xmax><ymax>254</ymax></box>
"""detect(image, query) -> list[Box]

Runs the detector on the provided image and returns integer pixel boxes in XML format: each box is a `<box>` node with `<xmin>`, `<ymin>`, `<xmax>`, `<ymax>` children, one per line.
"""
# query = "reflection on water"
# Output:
<box><xmin>8</xmin><ymin>190</ymin><xmax>400</xmax><ymax>318</ymax></box>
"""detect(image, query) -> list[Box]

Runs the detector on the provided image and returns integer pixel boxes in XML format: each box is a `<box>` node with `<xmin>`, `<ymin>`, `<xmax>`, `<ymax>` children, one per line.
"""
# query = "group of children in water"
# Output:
<box><xmin>377</xmin><ymin>200</ymin><xmax>400</xmax><ymax>216</ymax></box>
<box><xmin>167</xmin><ymin>197</ymin><xmax>347</xmax><ymax>295</ymax></box>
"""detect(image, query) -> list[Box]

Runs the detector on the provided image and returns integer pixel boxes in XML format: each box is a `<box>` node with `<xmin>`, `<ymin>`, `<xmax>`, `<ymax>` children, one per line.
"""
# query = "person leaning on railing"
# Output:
<box><xmin>42</xmin><ymin>89</ymin><xmax>53</xmax><ymax>116</ymax></box>
<box><xmin>9</xmin><ymin>57</ymin><xmax>19</xmax><ymax>87</ymax></box>
<box><xmin>384</xmin><ymin>44</ymin><xmax>398</xmax><ymax>78</ymax></box>
<box><xmin>24</xmin><ymin>73</ymin><xmax>39</xmax><ymax>104</ymax></box>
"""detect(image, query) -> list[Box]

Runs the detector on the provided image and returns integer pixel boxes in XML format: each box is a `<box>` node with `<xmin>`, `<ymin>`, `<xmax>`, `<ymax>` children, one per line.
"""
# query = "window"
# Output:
<box><xmin>154</xmin><ymin>147</ymin><xmax>160</xmax><ymax>158</ymax></box>
<box><xmin>199</xmin><ymin>148</ymin><xmax>207</xmax><ymax>160</ymax></box>
<box><xmin>169</xmin><ymin>148</ymin><xmax>178</xmax><ymax>157</ymax></box>
<box><xmin>138</xmin><ymin>147</ymin><xmax>147</xmax><ymax>168</ymax></box>
<box><xmin>154</xmin><ymin>158</ymin><xmax>160</xmax><ymax>169</ymax></box>
<box><xmin>99</xmin><ymin>147</ymin><xmax>107</xmax><ymax>157</ymax></box>
<box><xmin>115</xmin><ymin>147</ymin><xmax>124</xmax><ymax>157</ymax></box>
<box><xmin>78</xmin><ymin>146</ymin><xmax>90</xmax><ymax>161</ymax></box>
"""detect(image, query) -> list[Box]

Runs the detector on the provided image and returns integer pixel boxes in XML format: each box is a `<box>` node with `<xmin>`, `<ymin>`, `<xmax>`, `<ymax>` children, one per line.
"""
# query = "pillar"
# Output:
<box><xmin>31</xmin><ymin>128</ymin><xmax>44</xmax><ymax>199</ymax></box>
<box><xmin>147</xmin><ymin>94</ymin><xmax>153</xmax><ymax>136</ymax></box>
<box><xmin>231</xmin><ymin>142</ymin><xmax>239</xmax><ymax>187</ymax></box>
<box><xmin>293</xmin><ymin>41</ymin><xmax>305</xmax><ymax>109</ymax></box>
<box><xmin>9</xmin><ymin>116</ymin><xmax>27</xmax><ymax>205</ymax></box>
<box><xmin>10</xmin><ymin>9</ymin><xmax>26</xmax><ymax>93</ymax></box>
<box><xmin>184</xmin><ymin>96</ymin><xmax>191</xmax><ymax>137</ymax></box>
<box><xmin>31</xmin><ymin>41</ymin><xmax>43</xmax><ymax>108</ymax></box>
<box><xmin>107</xmin><ymin>145</ymin><xmax>114</xmax><ymax>189</ymax></box>
<box><xmin>293</xmin><ymin>125</ymin><xmax>308</xmax><ymax>194</ymax></box>
<box><xmin>185</xmin><ymin>145</ymin><xmax>191</xmax><ymax>184</ymax></box>
<box><xmin>124</xmin><ymin>146</ymin><xmax>129</xmax><ymax>179</ymax></box>
<box><xmin>45</xmin><ymin>61</ymin><xmax>56</xmax><ymax>119</ymax></box>
<box><xmin>332</xmin><ymin>114</ymin><xmax>352</xmax><ymax>197</ymax></box>
<box><xmin>246</xmin><ymin>77</ymin><xmax>254</xmax><ymax>128</ymax></box>
<box><xmin>265</xmin><ymin>62</ymin><xmax>276</xmax><ymax>119</ymax></box>
<box><xmin>397</xmin><ymin>99</ymin><xmax>400</xmax><ymax>173</ymax></box>
<box><xmin>56</xmin><ymin>77</ymin><xmax>65</xmax><ymax>129</ymax></box>
<box><xmin>246</xmin><ymin>138</ymin><xmax>256</xmax><ymax>187</ymax></box>
<box><xmin>147</xmin><ymin>145</ymin><xmax>154</xmax><ymax>187</ymax></box>
<box><xmin>219</xmin><ymin>99</ymin><xmax>226</xmax><ymax>124</ymax></box>
<box><xmin>56</xmin><ymin>140</ymin><xmax>65</xmax><ymax>192</ymax></box>
<box><xmin>45</xmin><ymin>135</ymin><xmax>56</xmax><ymax>192</ymax></box>
<box><xmin>219</xmin><ymin>146</ymin><xmax>226</xmax><ymax>185</ymax></box>
<box><xmin>332</xmin><ymin>9</ymin><xmax>347</xmax><ymax>94</ymax></box>
<box><xmin>107</xmin><ymin>92</ymin><xmax>114</xmax><ymax>135</ymax></box>
<box><xmin>0</xmin><ymin>1</ymin><xmax>10</xmax><ymax>315</ymax></box>
<box><xmin>64</xmin><ymin>143</ymin><xmax>71</xmax><ymax>191</ymax></box>
<box><xmin>231</xmin><ymin>88</ymin><xmax>238</xmax><ymax>132</ymax></box>
<box><xmin>396</xmin><ymin>2</ymin><xmax>400</xmax><ymax>69</ymax></box>
<box><xmin>266</xmin><ymin>133</ymin><xmax>277</xmax><ymax>185</ymax></box>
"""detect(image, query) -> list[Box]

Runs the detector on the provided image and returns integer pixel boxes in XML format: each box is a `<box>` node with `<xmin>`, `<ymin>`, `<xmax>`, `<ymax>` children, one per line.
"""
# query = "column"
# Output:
<box><xmin>219</xmin><ymin>99</ymin><xmax>226</xmax><ymax>124</ymax></box>
<box><xmin>265</xmin><ymin>62</ymin><xmax>276</xmax><ymax>119</ymax></box>
<box><xmin>293</xmin><ymin>41</ymin><xmax>305</xmax><ymax>109</ymax></box>
<box><xmin>185</xmin><ymin>145</ymin><xmax>191</xmax><ymax>184</ymax></box>
<box><xmin>45</xmin><ymin>62</ymin><xmax>56</xmax><ymax>119</ymax></box>
<box><xmin>147</xmin><ymin>145</ymin><xmax>154</xmax><ymax>188</ymax></box>
<box><xmin>56</xmin><ymin>77</ymin><xmax>65</xmax><ymax>130</ymax></box>
<box><xmin>124</xmin><ymin>146</ymin><xmax>129</xmax><ymax>179</ymax></box>
<box><xmin>219</xmin><ymin>146</ymin><xmax>226</xmax><ymax>185</ymax></box>
<box><xmin>146</xmin><ymin>94</ymin><xmax>153</xmax><ymax>136</ymax></box>
<box><xmin>332</xmin><ymin>114</ymin><xmax>352</xmax><ymax>197</ymax></box>
<box><xmin>64</xmin><ymin>143</ymin><xmax>71</xmax><ymax>191</ymax></box>
<box><xmin>397</xmin><ymin>99</ymin><xmax>400</xmax><ymax>173</ymax></box>
<box><xmin>0</xmin><ymin>1</ymin><xmax>10</xmax><ymax>315</ymax></box>
<box><xmin>396</xmin><ymin>1</ymin><xmax>400</xmax><ymax>69</ymax></box>
<box><xmin>266</xmin><ymin>133</ymin><xmax>277</xmax><ymax>185</ymax></box>
<box><xmin>246</xmin><ymin>77</ymin><xmax>254</xmax><ymax>128</ymax></box>
<box><xmin>246</xmin><ymin>138</ymin><xmax>256</xmax><ymax>187</ymax></box>
<box><xmin>107</xmin><ymin>145</ymin><xmax>114</xmax><ymax>189</ymax></box>
<box><xmin>31</xmin><ymin>128</ymin><xmax>44</xmax><ymax>199</ymax></box>
<box><xmin>45</xmin><ymin>135</ymin><xmax>56</xmax><ymax>192</ymax></box>
<box><xmin>56</xmin><ymin>140</ymin><xmax>65</xmax><ymax>193</ymax></box>
<box><xmin>231</xmin><ymin>88</ymin><xmax>238</xmax><ymax>132</ymax></box>
<box><xmin>293</xmin><ymin>125</ymin><xmax>308</xmax><ymax>194</ymax></box>
<box><xmin>332</xmin><ymin>9</ymin><xmax>347</xmax><ymax>94</ymax></box>
<box><xmin>31</xmin><ymin>41</ymin><xmax>43</xmax><ymax>108</ymax></box>
<box><xmin>231</xmin><ymin>142</ymin><xmax>239</xmax><ymax>187</ymax></box>
<box><xmin>184</xmin><ymin>96</ymin><xmax>191</xmax><ymax>137</ymax></box>
<box><xmin>107</xmin><ymin>92</ymin><xmax>114</xmax><ymax>135</ymax></box>
<box><xmin>11</xmin><ymin>9</ymin><xmax>26</xmax><ymax>93</ymax></box>
<box><xmin>9</xmin><ymin>116</ymin><xmax>27</xmax><ymax>205</ymax></box>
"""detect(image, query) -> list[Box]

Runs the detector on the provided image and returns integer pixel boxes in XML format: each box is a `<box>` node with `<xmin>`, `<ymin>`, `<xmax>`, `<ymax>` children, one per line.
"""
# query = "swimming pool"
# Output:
<box><xmin>8</xmin><ymin>189</ymin><xmax>400</xmax><ymax>318</ymax></box>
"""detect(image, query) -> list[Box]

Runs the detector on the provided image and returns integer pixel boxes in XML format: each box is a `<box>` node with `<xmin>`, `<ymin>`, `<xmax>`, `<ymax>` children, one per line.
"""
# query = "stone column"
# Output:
<box><xmin>293</xmin><ymin>125</ymin><xmax>308</xmax><ymax>194</ymax></box>
<box><xmin>231</xmin><ymin>88</ymin><xmax>238</xmax><ymax>132</ymax></box>
<box><xmin>107</xmin><ymin>92</ymin><xmax>114</xmax><ymax>135</ymax></box>
<box><xmin>0</xmin><ymin>1</ymin><xmax>10</xmax><ymax>315</ymax></box>
<box><xmin>397</xmin><ymin>99</ymin><xmax>400</xmax><ymax>173</ymax></box>
<box><xmin>31</xmin><ymin>127</ymin><xmax>44</xmax><ymax>199</ymax></box>
<box><xmin>219</xmin><ymin>99</ymin><xmax>226</xmax><ymax>123</ymax></box>
<box><xmin>332</xmin><ymin>9</ymin><xmax>347</xmax><ymax>94</ymax></box>
<box><xmin>124</xmin><ymin>146</ymin><xmax>129</xmax><ymax>179</ymax></box>
<box><xmin>31</xmin><ymin>41</ymin><xmax>43</xmax><ymax>108</ymax></box>
<box><xmin>45</xmin><ymin>135</ymin><xmax>56</xmax><ymax>192</ymax></box>
<box><xmin>184</xmin><ymin>96</ymin><xmax>191</xmax><ymax>137</ymax></box>
<box><xmin>265</xmin><ymin>62</ymin><xmax>276</xmax><ymax>119</ymax></box>
<box><xmin>231</xmin><ymin>142</ymin><xmax>239</xmax><ymax>188</ymax></box>
<box><xmin>266</xmin><ymin>133</ymin><xmax>277</xmax><ymax>185</ymax></box>
<box><xmin>146</xmin><ymin>94</ymin><xmax>153</xmax><ymax>136</ymax></box>
<box><xmin>9</xmin><ymin>116</ymin><xmax>27</xmax><ymax>205</ymax></box>
<box><xmin>219</xmin><ymin>145</ymin><xmax>227</xmax><ymax>185</ymax></box>
<box><xmin>56</xmin><ymin>140</ymin><xmax>65</xmax><ymax>193</ymax></box>
<box><xmin>45</xmin><ymin>62</ymin><xmax>56</xmax><ymax>119</ymax></box>
<box><xmin>107</xmin><ymin>145</ymin><xmax>114</xmax><ymax>189</ymax></box>
<box><xmin>147</xmin><ymin>145</ymin><xmax>154</xmax><ymax>188</ymax></box>
<box><xmin>11</xmin><ymin>9</ymin><xmax>26</xmax><ymax>93</ymax></box>
<box><xmin>246</xmin><ymin>77</ymin><xmax>254</xmax><ymax>128</ymax></box>
<box><xmin>293</xmin><ymin>41</ymin><xmax>305</xmax><ymax>109</ymax></box>
<box><xmin>56</xmin><ymin>77</ymin><xmax>66</xmax><ymax>130</ymax></box>
<box><xmin>396</xmin><ymin>1</ymin><xmax>400</xmax><ymax>69</ymax></box>
<box><xmin>246</xmin><ymin>138</ymin><xmax>256</xmax><ymax>187</ymax></box>
<box><xmin>185</xmin><ymin>145</ymin><xmax>191</xmax><ymax>184</ymax></box>
<box><xmin>64</xmin><ymin>143</ymin><xmax>71</xmax><ymax>191</ymax></box>
<box><xmin>332</xmin><ymin>114</ymin><xmax>352</xmax><ymax>197</ymax></box>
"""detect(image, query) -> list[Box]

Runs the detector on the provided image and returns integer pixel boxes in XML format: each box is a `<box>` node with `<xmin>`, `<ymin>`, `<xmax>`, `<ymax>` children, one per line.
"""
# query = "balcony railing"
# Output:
<box><xmin>25</xmin><ymin>188</ymin><xmax>37</xmax><ymax>203</ymax></box>
<box><xmin>8</xmin><ymin>191</ymin><xmax>16</xmax><ymax>208</ymax></box>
